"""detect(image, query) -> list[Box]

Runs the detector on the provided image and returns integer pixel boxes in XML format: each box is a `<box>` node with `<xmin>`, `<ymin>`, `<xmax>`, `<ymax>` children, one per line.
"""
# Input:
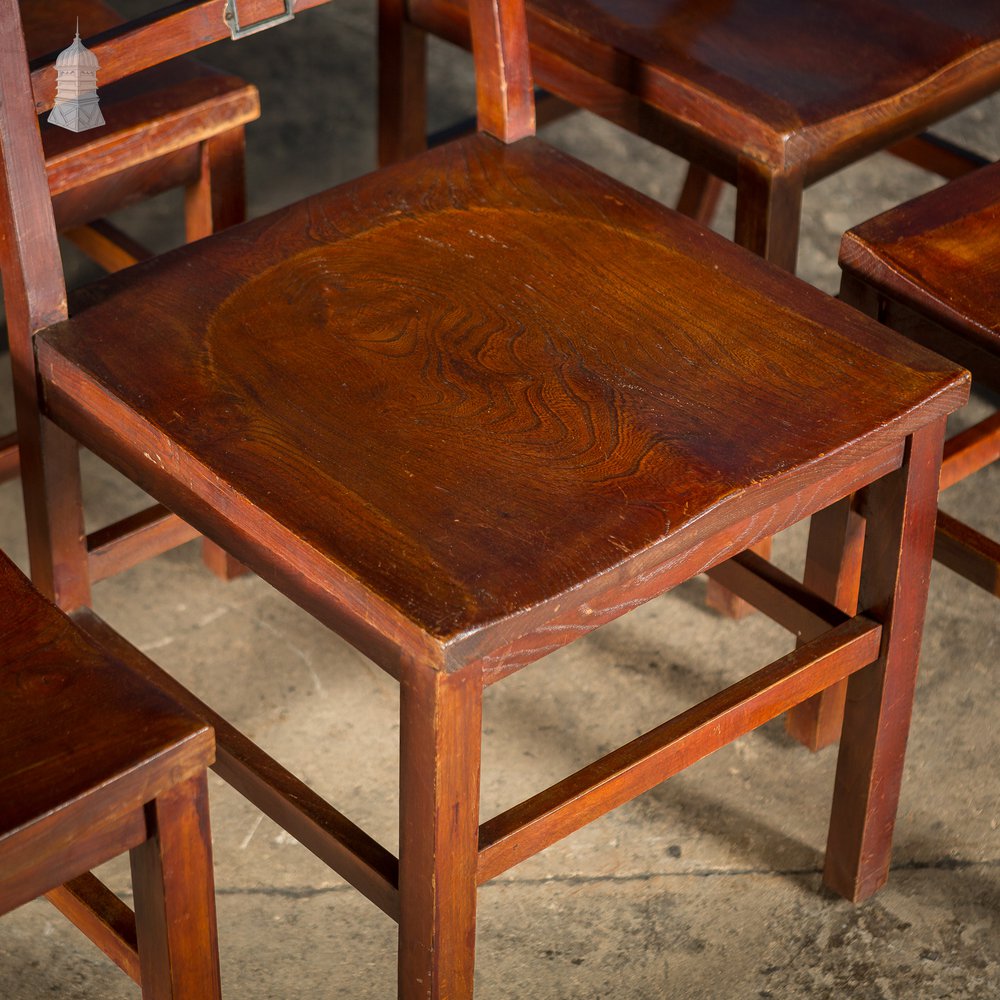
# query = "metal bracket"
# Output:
<box><xmin>224</xmin><ymin>0</ymin><xmax>294</xmax><ymax>40</ymax></box>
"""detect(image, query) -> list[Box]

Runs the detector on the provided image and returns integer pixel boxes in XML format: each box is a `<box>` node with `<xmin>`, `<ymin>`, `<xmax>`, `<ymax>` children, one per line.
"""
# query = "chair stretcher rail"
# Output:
<box><xmin>72</xmin><ymin>609</ymin><xmax>401</xmax><ymax>921</ymax></box>
<box><xmin>477</xmin><ymin>615</ymin><xmax>881</xmax><ymax>883</ymax></box>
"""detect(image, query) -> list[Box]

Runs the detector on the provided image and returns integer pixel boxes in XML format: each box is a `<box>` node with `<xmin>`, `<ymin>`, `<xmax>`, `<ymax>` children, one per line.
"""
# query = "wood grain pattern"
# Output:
<box><xmin>37</xmin><ymin>134</ymin><xmax>969</xmax><ymax>672</ymax></box>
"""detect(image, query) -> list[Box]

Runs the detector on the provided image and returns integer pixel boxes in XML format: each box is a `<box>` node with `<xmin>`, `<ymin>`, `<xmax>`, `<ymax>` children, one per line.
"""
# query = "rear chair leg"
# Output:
<box><xmin>378</xmin><ymin>0</ymin><xmax>429</xmax><ymax>166</ymax></box>
<box><xmin>676</xmin><ymin>165</ymin><xmax>725</xmax><ymax>226</ymax></box>
<box><xmin>785</xmin><ymin>497</ymin><xmax>865</xmax><ymax>750</ymax></box>
<box><xmin>707</xmin><ymin>161</ymin><xmax>805</xmax><ymax>618</ymax></box>
<box><xmin>824</xmin><ymin>418</ymin><xmax>946</xmax><ymax>902</ymax></box>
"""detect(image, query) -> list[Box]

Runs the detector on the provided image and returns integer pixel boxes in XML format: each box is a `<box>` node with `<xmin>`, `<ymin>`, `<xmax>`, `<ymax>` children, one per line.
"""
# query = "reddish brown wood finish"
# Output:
<box><xmin>797</xmin><ymin>164</ymin><xmax>1000</xmax><ymax>750</ymax></box>
<box><xmin>841</xmin><ymin>160</ymin><xmax>1000</xmax><ymax>598</ymax></box>
<box><xmin>47</xmin><ymin>873</ymin><xmax>140</xmax><ymax>982</ymax></box>
<box><xmin>825</xmin><ymin>419</ymin><xmax>946</xmax><ymax>901</ymax></box>
<box><xmin>0</xmin><ymin>551</ymin><xmax>221</xmax><ymax>998</ymax></box>
<box><xmin>382</xmin><ymin>0</ymin><xmax>1000</xmax><ymax>258</ymax></box>
<box><xmin>2</xmin><ymin>0</ymin><xmax>259</xmax><ymax>585</ymax></box>
<box><xmin>0</xmin><ymin>0</ymin><xmax>974</xmax><ymax>996</ymax></box>
<box><xmin>784</xmin><ymin>497</ymin><xmax>865</xmax><ymax>750</ymax></box>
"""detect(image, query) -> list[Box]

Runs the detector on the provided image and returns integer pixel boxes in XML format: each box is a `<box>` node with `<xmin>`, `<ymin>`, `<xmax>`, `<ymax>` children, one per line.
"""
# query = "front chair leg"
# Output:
<box><xmin>824</xmin><ymin>418</ymin><xmax>946</xmax><ymax>902</ymax></box>
<box><xmin>399</xmin><ymin>665</ymin><xmax>483</xmax><ymax>999</ymax></box>
<box><xmin>130</xmin><ymin>772</ymin><xmax>222</xmax><ymax>999</ymax></box>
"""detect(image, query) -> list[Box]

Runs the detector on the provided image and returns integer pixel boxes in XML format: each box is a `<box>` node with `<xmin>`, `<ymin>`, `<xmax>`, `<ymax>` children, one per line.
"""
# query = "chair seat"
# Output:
<box><xmin>36</xmin><ymin>134</ymin><xmax>966</xmax><ymax>666</ymax></box>
<box><xmin>840</xmin><ymin>159</ymin><xmax>1000</xmax><ymax>360</ymax></box>
<box><xmin>410</xmin><ymin>0</ymin><xmax>1000</xmax><ymax>176</ymax></box>
<box><xmin>0</xmin><ymin>554</ymin><xmax>212</xmax><ymax>852</ymax></box>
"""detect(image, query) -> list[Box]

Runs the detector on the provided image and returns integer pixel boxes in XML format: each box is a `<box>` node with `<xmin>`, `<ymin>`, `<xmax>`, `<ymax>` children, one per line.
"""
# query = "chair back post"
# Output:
<box><xmin>468</xmin><ymin>0</ymin><xmax>536</xmax><ymax>142</ymax></box>
<box><xmin>0</xmin><ymin>0</ymin><xmax>67</xmax><ymax>347</ymax></box>
<box><xmin>0</xmin><ymin>0</ymin><xmax>91</xmax><ymax>605</ymax></box>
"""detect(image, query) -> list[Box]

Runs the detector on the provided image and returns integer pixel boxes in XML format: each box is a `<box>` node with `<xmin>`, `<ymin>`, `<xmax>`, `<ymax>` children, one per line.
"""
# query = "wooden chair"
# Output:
<box><xmin>0</xmin><ymin>0</ymin><xmax>971</xmax><ymax>995</ymax></box>
<box><xmin>0</xmin><ymin>550</ymin><xmax>221</xmax><ymax>998</ymax></box>
<box><xmin>0</xmin><ymin>0</ymin><xmax>260</xmax><ymax>579</ymax></box>
<box><xmin>378</xmin><ymin>0</ymin><xmax>1000</xmax><ymax>624</ymax></box>
<box><xmin>379</xmin><ymin>0</ymin><xmax>1000</xmax><ymax>269</ymax></box>
<box><xmin>788</xmin><ymin>161</ymin><xmax>1000</xmax><ymax>750</ymax></box>
<box><xmin>781</xmin><ymin>171</ymin><xmax>1000</xmax><ymax>752</ymax></box>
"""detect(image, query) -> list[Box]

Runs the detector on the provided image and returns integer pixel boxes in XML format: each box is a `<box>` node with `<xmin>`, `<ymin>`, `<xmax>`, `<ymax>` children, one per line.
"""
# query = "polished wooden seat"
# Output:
<box><xmin>0</xmin><ymin>0</ymin><xmax>259</xmax><ymax>579</ymax></box>
<box><xmin>2</xmin><ymin>1</ymin><xmax>971</xmax><ymax>996</ymax></box>
<box><xmin>841</xmin><ymin>161</ymin><xmax>1000</xmax><ymax>597</ymax></box>
<box><xmin>0</xmin><ymin>550</ymin><xmax>221</xmax><ymax>998</ymax></box>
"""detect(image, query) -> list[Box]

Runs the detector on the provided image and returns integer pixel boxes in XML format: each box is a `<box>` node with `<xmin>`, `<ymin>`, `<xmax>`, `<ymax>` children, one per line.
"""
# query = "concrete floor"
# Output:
<box><xmin>1</xmin><ymin>3</ymin><xmax>999</xmax><ymax>997</ymax></box>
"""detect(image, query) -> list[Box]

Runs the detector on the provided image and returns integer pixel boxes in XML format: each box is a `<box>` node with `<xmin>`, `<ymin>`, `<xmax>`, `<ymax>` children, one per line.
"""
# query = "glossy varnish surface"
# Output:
<box><xmin>0</xmin><ymin>554</ymin><xmax>211</xmax><ymax>843</ymax></box>
<box><xmin>408</xmin><ymin>0</ymin><xmax>1000</xmax><ymax>171</ymax></box>
<box><xmin>841</xmin><ymin>160</ymin><xmax>1000</xmax><ymax>356</ymax></box>
<box><xmin>40</xmin><ymin>135</ymin><xmax>964</xmax><ymax>652</ymax></box>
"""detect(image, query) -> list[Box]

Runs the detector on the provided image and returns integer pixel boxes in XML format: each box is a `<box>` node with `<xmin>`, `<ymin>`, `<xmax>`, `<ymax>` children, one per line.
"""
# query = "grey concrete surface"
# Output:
<box><xmin>1</xmin><ymin>3</ymin><xmax>999</xmax><ymax>997</ymax></box>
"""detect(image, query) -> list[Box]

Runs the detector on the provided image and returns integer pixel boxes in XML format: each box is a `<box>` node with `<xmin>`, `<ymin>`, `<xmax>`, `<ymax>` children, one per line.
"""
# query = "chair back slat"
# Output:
<box><xmin>28</xmin><ymin>0</ymin><xmax>330</xmax><ymax>113</ymax></box>
<box><xmin>470</xmin><ymin>0</ymin><xmax>535</xmax><ymax>141</ymax></box>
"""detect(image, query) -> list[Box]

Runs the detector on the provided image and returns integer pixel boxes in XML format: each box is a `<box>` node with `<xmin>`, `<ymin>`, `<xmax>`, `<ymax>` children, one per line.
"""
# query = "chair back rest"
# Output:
<box><xmin>0</xmin><ymin>0</ymin><xmax>535</xmax><ymax>357</ymax></box>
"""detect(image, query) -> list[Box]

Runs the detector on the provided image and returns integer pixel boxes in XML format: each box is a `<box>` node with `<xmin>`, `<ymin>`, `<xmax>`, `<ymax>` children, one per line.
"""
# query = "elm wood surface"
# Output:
<box><xmin>0</xmin><ymin>0</ymin><xmax>974</xmax><ymax>995</ymax></box>
<box><xmin>382</xmin><ymin>0</ymin><xmax>1000</xmax><ymax>262</ymax></box>
<box><xmin>0</xmin><ymin>551</ymin><xmax>221</xmax><ymax>998</ymax></box>
<box><xmin>37</xmin><ymin>133</ymin><xmax>968</xmax><ymax>668</ymax></box>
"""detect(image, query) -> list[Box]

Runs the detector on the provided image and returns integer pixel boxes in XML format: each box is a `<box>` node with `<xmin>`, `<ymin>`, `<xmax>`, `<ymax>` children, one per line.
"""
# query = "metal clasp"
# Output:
<box><xmin>224</xmin><ymin>0</ymin><xmax>294</xmax><ymax>40</ymax></box>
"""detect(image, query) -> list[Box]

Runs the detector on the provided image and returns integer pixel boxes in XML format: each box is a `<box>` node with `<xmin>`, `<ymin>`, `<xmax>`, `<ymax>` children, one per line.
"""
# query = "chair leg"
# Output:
<box><xmin>399</xmin><ymin>666</ymin><xmax>482</xmax><ymax>1000</ymax></box>
<box><xmin>184</xmin><ymin>128</ymin><xmax>250</xmax><ymax>581</ymax></box>
<box><xmin>184</xmin><ymin>127</ymin><xmax>247</xmax><ymax>240</ymax></box>
<box><xmin>130</xmin><ymin>772</ymin><xmax>222</xmax><ymax>1000</ymax></box>
<box><xmin>17</xmin><ymin>411</ymin><xmax>91</xmax><ymax>611</ymax></box>
<box><xmin>733</xmin><ymin>159</ymin><xmax>804</xmax><ymax>272</ymax></box>
<box><xmin>706</xmin><ymin>161</ymin><xmax>805</xmax><ymax>617</ymax></box>
<box><xmin>785</xmin><ymin>497</ymin><xmax>865</xmax><ymax>750</ymax></box>
<box><xmin>378</xmin><ymin>0</ymin><xmax>429</xmax><ymax>166</ymax></box>
<box><xmin>675</xmin><ymin>164</ymin><xmax>725</xmax><ymax>226</ymax></box>
<box><xmin>824</xmin><ymin>417</ymin><xmax>946</xmax><ymax>903</ymax></box>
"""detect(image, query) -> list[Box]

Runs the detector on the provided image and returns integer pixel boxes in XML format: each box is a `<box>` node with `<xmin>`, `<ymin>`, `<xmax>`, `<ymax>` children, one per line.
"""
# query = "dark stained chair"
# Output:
<box><xmin>0</xmin><ymin>0</ymin><xmax>971</xmax><ymax>995</ymax></box>
<box><xmin>841</xmin><ymin>162</ymin><xmax>1000</xmax><ymax>594</ymax></box>
<box><xmin>0</xmin><ymin>0</ymin><xmax>259</xmax><ymax>580</ymax></box>
<box><xmin>379</xmin><ymin>0</ymin><xmax>1000</xmax><ymax>271</ymax></box>
<box><xmin>789</xmin><ymin>160</ymin><xmax>1000</xmax><ymax>750</ymax></box>
<box><xmin>0</xmin><ymin>550</ymin><xmax>221</xmax><ymax>998</ymax></box>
